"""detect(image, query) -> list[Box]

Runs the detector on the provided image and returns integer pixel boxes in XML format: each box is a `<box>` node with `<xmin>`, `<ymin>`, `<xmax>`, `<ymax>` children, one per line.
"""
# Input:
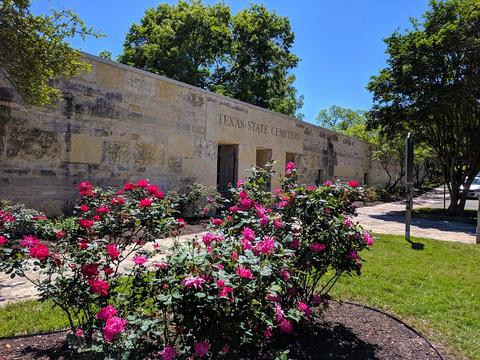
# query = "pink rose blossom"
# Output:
<box><xmin>20</xmin><ymin>235</ymin><xmax>39</xmax><ymax>248</ymax></box>
<box><xmin>133</xmin><ymin>255</ymin><xmax>148</xmax><ymax>265</ymax></box>
<box><xmin>55</xmin><ymin>230</ymin><xmax>65</xmax><ymax>239</ymax></box>
<box><xmin>256</xmin><ymin>236</ymin><xmax>275</xmax><ymax>255</ymax></box>
<box><xmin>153</xmin><ymin>261</ymin><xmax>169</xmax><ymax>270</ymax></box>
<box><xmin>138</xmin><ymin>198</ymin><xmax>153</xmax><ymax>208</ymax></box>
<box><xmin>259</xmin><ymin>216</ymin><xmax>269</xmax><ymax>226</ymax></box>
<box><xmin>279</xmin><ymin>269</ymin><xmax>290</xmax><ymax>281</ymax></box>
<box><xmin>285</xmin><ymin>161</ymin><xmax>296</xmax><ymax>174</ymax></box>
<box><xmin>97</xmin><ymin>305</ymin><xmax>118</xmax><ymax>320</ymax></box>
<box><xmin>264</xmin><ymin>326</ymin><xmax>273</xmax><ymax>338</ymax></box>
<box><xmin>298</xmin><ymin>302</ymin><xmax>312</xmax><ymax>316</ymax></box>
<box><xmin>273</xmin><ymin>219</ymin><xmax>284</xmax><ymax>228</ymax></box>
<box><xmin>136</xmin><ymin>178</ymin><xmax>149</xmax><ymax>188</ymax></box>
<box><xmin>310</xmin><ymin>242</ymin><xmax>326</xmax><ymax>252</ymax></box>
<box><xmin>347</xmin><ymin>180</ymin><xmax>360</xmax><ymax>188</ymax></box>
<box><xmin>289</xmin><ymin>238</ymin><xmax>300</xmax><ymax>249</ymax></box>
<box><xmin>348</xmin><ymin>250</ymin><xmax>361</xmax><ymax>260</ymax></box>
<box><xmin>324</xmin><ymin>180</ymin><xmax>333</xmax><ymax>187</ymax></box>
<box><xmin>307</xmin><ymin>185</ymin><xmax>317</xmax><ymax>191</ymax></box>
<box><xmin>231</xmin><ymin>251</ymin><xmax>239</xmax><ymax>261</ymax></box>
<box><xmin>218</xmin><ymin>286</ymin><xmax>234</xmax><ymax>300</ymax></box>
<box><xmin>111</xmin><ymin>196</ymin><xmax>125</xmax><ymax>205</ymax></box>
<box><xmin>266</xmin><ymin>294</ymin><xmax>281</xmax><ymax>302</ymax></box>
<box><xmin>103</xmin><ymin>316</ymin><xmax>126</xmax><ymax>342</ymax></box>
<box><xmin>279</xmin><ymin>319</ymin><xmax>293</xmax><ymax>333</ymax></box>
<box><xmin>364</xmin><ymin>231</ymin><xmax>374</xmax><ymax>246</ymax></box>
<box><xmin>161</xmin><ymin>346</ymin><xmax>177</xmax><ymax>360</ymax></box>
<box><xmin>194</xmin><ymin>341</ymin><xmax>209</xmax><ymax>357</ymax></box>
<box><xmin>81</xmin><ymin>263</ymin><xmax>99</xmax><ymax>277</ymax></box>
<box><xmin>241</xmin><ymin>238</ymin><xmax>253</xmax><ymax>251</ymax></box>
<box><xmin>242</xmin><ymin>227</ymin><xmax>255</xmax><ymax>241</ymax></box>
<box><xmin>122</xmin><ymin>181</ymin><xmax>136</xmax><ymax>191</ymax></box>
<box><xmin>236</xmin><ymin>266</ymin><xmax>254</xmax><ymax>280</ymax></box>
<box><xmin>211</xmin><ymin>218</ymin><xmax>223</xmax><ymax>226</ymax></box>
<box><xmin>275</xmin><ymin>304</ymin><xmax>285</xmax><ymax>322</ymax></box>
<box><xmin>344</xmin><ymin>217</ymin><xmax>354</xmax><ymax>228</ymax></box>
<box><xmin>78</xmin><ymin>219</ymin><xmax>94</xmax><ymax>229</ymax></box>
<box><xmin>79</xmin><ymin>204</ymin><xmax>90</xmax><ymax>212</ymax></box>
<box><xmin>75</xmin><ymin>328</ymin><xmax>84</xmax><ymax>337</ymax></box>
<box><xmin>106</xmin><ymin>243</ymin><xmax>120</xmax><ymax>259</ymax></box>
<box><xmin>30</xmin><ymin>243</ymin><xmax>50</xmax><ymax>260</ymax></box>
<box><xmin>183</xmin><ymin>276</ymin><xmax>206</xmax><ymax>290</ymax></box>
<box><xmin>202</xmin><ymin>232</ymin><xmax>223</xmax><ymax>246</ymax></box>
<box><xmin>96</xmin><ymin>205</ymin><xmax>110</xmax><ymax>214</ymax></box>
<box><xmin>176</xmin><ymin>218</ymin><xmax>186</xmax><ymax>227</ymax></box>
<box><xmin>0</xmin><ymin>236</ymin><xmax>7</xmax><ymax>246</ymax></box>
<box><xmin>254</xmin><ymin>204</ymin><xmax>266</xmax><ymax>218</ymax></box>
<box><xmin>89</xmin><ymin>278</ymin><xmax>109</xmax><ymax>296</ymax></box>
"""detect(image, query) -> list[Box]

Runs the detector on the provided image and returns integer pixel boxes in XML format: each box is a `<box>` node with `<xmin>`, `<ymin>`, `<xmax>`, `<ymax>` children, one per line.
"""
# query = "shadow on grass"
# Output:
<box><xmin>407</xmin><ymin>239</ymin><xmax>425</xmax><ymax>250</ymax></box>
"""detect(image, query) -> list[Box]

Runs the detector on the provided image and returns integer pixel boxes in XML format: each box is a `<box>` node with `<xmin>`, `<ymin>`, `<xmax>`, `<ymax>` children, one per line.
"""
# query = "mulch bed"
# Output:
<box><xmin>0</xmin><ymin>301</ymin><xmax>445</xmax><ymax>360</ymax></box>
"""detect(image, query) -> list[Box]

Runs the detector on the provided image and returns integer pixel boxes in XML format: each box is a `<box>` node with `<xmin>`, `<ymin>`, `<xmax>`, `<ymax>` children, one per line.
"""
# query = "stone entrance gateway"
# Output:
<box><xmin>217</xmin><ymin>144</ymin><xmax>238</xmax><ymax>196</ymax></box>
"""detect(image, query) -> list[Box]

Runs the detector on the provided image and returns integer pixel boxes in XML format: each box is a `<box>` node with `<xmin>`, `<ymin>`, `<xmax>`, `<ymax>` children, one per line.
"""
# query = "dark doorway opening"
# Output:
<box><xmin>217</xmin><ymin>144</ymin><xmax>238</xmax><ymax>196</ymax></box>
<box><xmin>256</xmin><ymin>148</ymin><xmax>272</xmax><ymax>191</ymax></box>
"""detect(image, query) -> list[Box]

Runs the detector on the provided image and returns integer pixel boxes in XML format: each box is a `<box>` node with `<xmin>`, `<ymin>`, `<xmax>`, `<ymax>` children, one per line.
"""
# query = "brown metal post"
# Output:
<box><xmin>476</xmin><ymin>195</ymin><xmax>480</xmax><ymax>244</ymax></box>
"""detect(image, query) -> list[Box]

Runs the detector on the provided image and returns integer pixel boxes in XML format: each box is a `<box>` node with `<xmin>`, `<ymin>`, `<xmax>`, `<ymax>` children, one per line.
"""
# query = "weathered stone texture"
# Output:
<box><xmin>0</xmin><ymin>53</ymin><xmax>389</xmax><ymax>214</ymax></box>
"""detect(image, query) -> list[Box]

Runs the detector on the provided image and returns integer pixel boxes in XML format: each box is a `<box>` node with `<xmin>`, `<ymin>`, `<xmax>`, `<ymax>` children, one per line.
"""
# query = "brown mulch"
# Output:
<box><xmin>0</xmin><ymin>301</ymin><xmax>445</xmax><ymax>360</ymax></box>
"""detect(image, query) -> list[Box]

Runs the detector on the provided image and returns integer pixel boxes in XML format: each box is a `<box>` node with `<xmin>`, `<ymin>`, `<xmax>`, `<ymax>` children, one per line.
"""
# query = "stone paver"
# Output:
<box><xmin>0</xmin><ymin>232</ymin><xmax>204</xmax><ymax>307</ymax></box>
<box><xmin>356</xmin><ymin>188</ymin><xmax>477</xmax><ymax>244</ymax></box>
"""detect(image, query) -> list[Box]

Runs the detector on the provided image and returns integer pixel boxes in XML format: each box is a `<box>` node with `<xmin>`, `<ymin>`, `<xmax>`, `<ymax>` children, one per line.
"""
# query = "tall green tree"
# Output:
<box><xmin>0</xmin><ymin>0</ymin><xmax>99</xmax><ymax>106</ymax></box>
<box><xmin>367</xmin><ymin>0</ymin><xmax>480</xmax><ymax>213</ymax></box>
<box><xmin>317</xmin><ymin>105</ymin><xmax>439</xmax><ymax>190</ymax></box>
<box><xmin>316</xmin><ymin>105</ymin><xmax>372</xmax><ymax>142</ymax></box>
<box><xmin>118</xmin><ymin>1</ymin><xmax>302</xmax><ymax>117</ymax></box>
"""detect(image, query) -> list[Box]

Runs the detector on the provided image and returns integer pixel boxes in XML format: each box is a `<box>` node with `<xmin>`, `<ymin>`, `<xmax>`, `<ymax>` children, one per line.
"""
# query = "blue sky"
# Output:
<box><xmin>31</xmin><ymin>0</ymin><xmax>430</xmax><ymax>123</ymax></box>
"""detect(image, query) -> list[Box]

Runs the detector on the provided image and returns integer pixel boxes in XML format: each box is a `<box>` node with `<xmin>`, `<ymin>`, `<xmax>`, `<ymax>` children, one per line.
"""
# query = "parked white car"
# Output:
<box><xmin>460</xmin><ymin>176</ymin><xmax>480</xmax><ymax>198</ymax></box>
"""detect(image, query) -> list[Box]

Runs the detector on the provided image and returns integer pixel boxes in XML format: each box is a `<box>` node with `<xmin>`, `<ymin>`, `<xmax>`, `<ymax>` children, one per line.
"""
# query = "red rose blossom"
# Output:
<box><xmin>138</xmin><ymin>198</ymin><xmax>153</xmax><ymax>208</ymax></box>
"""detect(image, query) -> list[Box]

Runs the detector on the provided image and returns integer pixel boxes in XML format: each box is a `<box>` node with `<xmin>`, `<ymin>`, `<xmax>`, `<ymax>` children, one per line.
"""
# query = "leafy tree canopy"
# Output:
<box><xmin>367</xmin><ymin>0</ymin><xmax>480</xmax><ymax>213</ymax></box>
<box><xmin>0</xmin><ymin>0</ymin><xmax>100</xmax><ymax>106</ymax></box>
<box><xmin>118</xmin><ymin>0</ymin><xmax>302</xmax><ymax>117</ymax></box>
<box><xmin>316</xmin><ymin>105</ymin><xmax>374</xmax><ymax>142</ymax></box>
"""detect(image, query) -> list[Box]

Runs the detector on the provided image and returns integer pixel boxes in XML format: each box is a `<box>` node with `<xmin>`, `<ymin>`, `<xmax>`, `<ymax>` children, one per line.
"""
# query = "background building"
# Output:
<box><xmin>0</xmin><ymin>54</ymin><xmax>389</xmax><ymax>214</ymax></box>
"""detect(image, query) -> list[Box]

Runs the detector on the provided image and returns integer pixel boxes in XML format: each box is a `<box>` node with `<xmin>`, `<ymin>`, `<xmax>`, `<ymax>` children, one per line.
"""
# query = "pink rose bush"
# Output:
<box><xmin>0</xmin><ymin>164</ymin><xmax>373</xmax><ymax>358</ymax></box>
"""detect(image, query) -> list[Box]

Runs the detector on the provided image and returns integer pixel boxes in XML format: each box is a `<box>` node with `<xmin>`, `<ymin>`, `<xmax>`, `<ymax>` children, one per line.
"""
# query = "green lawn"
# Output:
<box><xmin>0</xmin><ymin>299</ymin><xmax>69</xmax><ymax>337</ymax></box>
<box><xmin>0</xmin><ymin>234</ymin><xmax>478</xmax><ymax>360</ymax></box>
<box><xmin>332</xmin><ymin>234</ymin><xmax>480</xmax><ymax>360</ymax></box>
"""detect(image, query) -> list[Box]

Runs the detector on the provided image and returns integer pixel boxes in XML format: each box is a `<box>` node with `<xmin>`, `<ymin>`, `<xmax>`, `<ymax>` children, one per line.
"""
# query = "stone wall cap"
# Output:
<box><xmin>81</xmin><ymin>52</ymin><xmax>373</xmax><ymax>147</ymax></box>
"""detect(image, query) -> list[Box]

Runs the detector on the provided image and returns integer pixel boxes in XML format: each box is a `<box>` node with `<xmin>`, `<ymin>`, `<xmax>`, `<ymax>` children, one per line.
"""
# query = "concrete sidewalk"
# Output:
<box><xmin>0</xmin><ymin>232</ymin><xmax>204</xmax><ymax>306</ymax></box>
<box><xmin>355</xmin><ymin>188</ymin><xmax>477</xmax><ymax>244</ymax></box>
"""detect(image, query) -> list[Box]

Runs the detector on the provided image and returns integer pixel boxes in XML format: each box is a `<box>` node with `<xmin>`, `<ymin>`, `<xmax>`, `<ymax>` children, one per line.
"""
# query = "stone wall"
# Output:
<box><xmin>0</xmin><ymin>53</ymin><xmax>389</xmax><ymax>214</ymax></box>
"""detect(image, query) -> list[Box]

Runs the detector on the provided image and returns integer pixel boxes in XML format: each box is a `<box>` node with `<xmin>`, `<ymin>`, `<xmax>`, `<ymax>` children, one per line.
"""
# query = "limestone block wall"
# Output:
<box><xmin>0</xmin><ymin>53</ymin><xmax>389</xmax><ymax>214</ymax></box>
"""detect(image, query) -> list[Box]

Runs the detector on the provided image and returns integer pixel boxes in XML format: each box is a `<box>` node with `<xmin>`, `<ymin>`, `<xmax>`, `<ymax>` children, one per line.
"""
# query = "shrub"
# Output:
<box><xmin>0</xmin><ymin>165</ymin><xmax>373</xmax><ymax>359</ymax></box>
<box><xmin>172</xmin><ymin>183</ymin><xmax>224</xmax><ymax>219</ymax></box>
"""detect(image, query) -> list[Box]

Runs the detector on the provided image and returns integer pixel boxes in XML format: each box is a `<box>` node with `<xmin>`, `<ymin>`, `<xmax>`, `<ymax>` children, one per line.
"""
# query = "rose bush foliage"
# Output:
<box><xmin>0</xmin><ymin>164</ymin><xmax>373</xmax><ymax>359</ymax></box>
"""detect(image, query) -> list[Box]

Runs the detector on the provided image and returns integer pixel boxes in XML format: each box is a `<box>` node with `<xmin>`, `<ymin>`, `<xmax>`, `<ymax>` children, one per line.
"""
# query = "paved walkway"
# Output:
<box><xmin>1</xmin><ymin>192</ymin><xmax>477</xmax><ymax>306</ymax></box>
<box><xmin>356</xmin><ymin>188</ymin><xmax>477</xmax><ymax>244</ymax></box>
<box><xmin>0</xmin><ymin>232</ymin><xmax>204</xmax><ymax>307</ymax></box>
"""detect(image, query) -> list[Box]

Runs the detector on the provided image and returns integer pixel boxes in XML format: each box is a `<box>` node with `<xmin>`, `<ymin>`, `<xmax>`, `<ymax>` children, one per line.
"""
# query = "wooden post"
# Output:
<box><xmin>476</xmin><ymin>195</ymin><xmax>480</xmax><ymax>244</ymax></box>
